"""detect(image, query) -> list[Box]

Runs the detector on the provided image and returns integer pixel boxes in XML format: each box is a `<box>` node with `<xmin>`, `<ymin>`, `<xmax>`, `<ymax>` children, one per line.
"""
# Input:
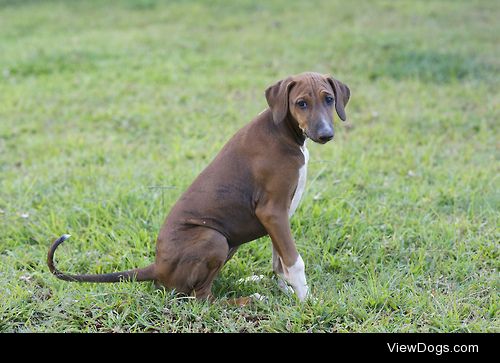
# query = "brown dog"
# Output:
<box><xmin>48</xmin><ymin>72</ymin><xmax>350</xmax><ymax>302</ymax></box>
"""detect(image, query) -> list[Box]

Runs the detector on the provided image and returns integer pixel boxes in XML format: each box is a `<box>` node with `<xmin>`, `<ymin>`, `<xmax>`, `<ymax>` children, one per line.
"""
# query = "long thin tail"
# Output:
<box><xmin>47</xmin><ymin>234</ymin><xmax>156</xmax><ymax>283</ymax></box>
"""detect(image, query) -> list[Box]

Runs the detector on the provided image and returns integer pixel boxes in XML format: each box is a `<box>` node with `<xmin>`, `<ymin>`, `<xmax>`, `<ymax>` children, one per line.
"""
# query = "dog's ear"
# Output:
<box><xmin>265</xmin><ymin>76</ymin><xmax>296</xmax><ymax>124</ymax></box>
<box><xmin>324</xmin><ymin>75</ymin><xmax>350</xmax><ymax>121</ymax></box>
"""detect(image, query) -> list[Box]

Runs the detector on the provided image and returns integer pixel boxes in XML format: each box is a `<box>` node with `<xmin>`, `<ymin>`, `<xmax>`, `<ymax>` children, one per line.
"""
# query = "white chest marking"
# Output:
<box><xmin>289</xmin><ymin>142</ymin><xmax>309</xmax><ymax>218</ymax></box>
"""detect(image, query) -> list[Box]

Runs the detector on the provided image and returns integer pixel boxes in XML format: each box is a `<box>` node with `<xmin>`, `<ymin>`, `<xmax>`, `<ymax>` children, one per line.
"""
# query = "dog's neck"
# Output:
<box><xmin>281</xmin><ymin>113</ymin><xmax>306</xmax><ymax>146</ymax></box>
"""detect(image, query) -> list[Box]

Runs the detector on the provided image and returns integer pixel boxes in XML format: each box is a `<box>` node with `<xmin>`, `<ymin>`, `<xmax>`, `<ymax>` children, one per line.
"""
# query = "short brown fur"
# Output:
<box><xmin>47</xmin><ymin>72</ymin><xmax>350</xmax><ymax>301</ymax></box>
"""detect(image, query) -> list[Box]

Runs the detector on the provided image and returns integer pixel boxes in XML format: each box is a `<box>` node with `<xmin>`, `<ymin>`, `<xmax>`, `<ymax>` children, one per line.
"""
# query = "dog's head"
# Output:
<box><xmin>265</xmin><ymin>72</ymin><xmax>350</xmax><ymax>144</ymax></box>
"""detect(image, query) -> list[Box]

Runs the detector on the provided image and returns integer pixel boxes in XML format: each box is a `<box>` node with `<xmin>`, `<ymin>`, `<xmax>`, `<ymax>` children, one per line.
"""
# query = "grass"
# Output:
<box><xmin>0</xmin><ymin>0</ymin><xmax>498</xmax><ymax>332</ymax></box>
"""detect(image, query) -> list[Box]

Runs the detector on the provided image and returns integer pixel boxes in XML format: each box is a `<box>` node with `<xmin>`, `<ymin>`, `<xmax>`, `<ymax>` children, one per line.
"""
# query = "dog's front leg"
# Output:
<box><xmin>256</xmin><ymin>203</ymin><xmax>309</xmax><ymax>301</ymax></box>
<box><xmin>272</xmin><ymin>246</ymin><xmax>294</xmax><ymax>295</ymax></box>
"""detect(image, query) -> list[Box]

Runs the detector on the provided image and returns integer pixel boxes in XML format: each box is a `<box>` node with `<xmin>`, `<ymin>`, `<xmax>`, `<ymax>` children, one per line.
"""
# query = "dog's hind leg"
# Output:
<box><xmin>155</xmin><ymin>227</ymin><xmax>229</xmax><ymax>300</ymax></box>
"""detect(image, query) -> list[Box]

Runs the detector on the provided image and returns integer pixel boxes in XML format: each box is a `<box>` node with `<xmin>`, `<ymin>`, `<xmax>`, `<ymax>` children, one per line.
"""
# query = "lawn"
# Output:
<box><xmin>0</xmin><ymin>0</ymin><xmax>498</xmax><ymax>332</ymax></box>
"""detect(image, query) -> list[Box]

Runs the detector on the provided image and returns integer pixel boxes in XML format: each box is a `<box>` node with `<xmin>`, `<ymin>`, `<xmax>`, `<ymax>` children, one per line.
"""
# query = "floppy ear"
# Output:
<box><xmin>265</xmin><ymin>77</ymin><xmax>296</xmax><ymax>124</ymax></box>
<box><xmin>325</xmin><ymin>75</ymin><xmax>350</xmax><ymax>121</ymax></box>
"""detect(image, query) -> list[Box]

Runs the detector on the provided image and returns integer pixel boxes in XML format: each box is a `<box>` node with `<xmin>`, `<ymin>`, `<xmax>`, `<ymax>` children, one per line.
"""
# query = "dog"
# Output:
<box><xmin>48</xmin><ymin>72</ymin><xmax>350</xmax><ymax>303</ymax></box>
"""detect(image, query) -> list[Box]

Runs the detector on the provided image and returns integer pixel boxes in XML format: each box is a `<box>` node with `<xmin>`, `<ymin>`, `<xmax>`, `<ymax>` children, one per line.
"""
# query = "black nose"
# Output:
<box><xmin>317</xmin><ymin>130</ymin><xmax>334</xmax><ymax>143</ymax></box>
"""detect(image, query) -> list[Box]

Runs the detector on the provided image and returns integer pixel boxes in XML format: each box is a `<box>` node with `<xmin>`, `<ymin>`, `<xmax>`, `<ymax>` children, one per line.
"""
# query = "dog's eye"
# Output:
<box><xmin>297</xmin><ymin>100</ymin><xmax>307</xmax><ymax>109</ymax></box>
<box><xmin>325</xmin><ymin>95</ymin><xmax>334</xmax><ymax>105</ymax></box>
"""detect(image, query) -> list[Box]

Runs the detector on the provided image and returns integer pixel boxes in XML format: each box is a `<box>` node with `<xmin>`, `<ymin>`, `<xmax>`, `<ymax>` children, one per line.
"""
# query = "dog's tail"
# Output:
<box><xmin>47</xmin><ymin>234</ymin><xmax>156</xmax><ymax>283</ymax></box>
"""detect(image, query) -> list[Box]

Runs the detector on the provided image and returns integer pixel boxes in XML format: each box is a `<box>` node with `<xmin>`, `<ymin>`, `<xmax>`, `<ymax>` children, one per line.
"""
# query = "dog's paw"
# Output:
<box><xmin>237</xmin><ymin>274</ymin><xmax>265</xmax><ymax>284</ymax></box>
<box><xmin>276</xmin><ymin>277</ymin><xmax>294</xmax><ymax>295</ymax></box>
<box><xmin>249</xmin><ymin>293</ymin><xmax>268</xmax><ymax>302</ymax></box>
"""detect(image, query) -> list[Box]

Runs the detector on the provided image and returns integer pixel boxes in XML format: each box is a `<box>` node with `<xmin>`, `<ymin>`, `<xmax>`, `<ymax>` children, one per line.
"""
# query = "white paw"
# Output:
<box><xmin>276</xmin><ymin>276</ymin><xmax>294</xmax><ymax>295</ymax></box>
<box><xmin>237</xmin><ymin>274</ymin><xmax>265</xmax><ymax>284</ymax></box>
<box><xmin>249</xmin><ymin>293</ymin><xmax>268</xmax><ymax>302</ymax></box>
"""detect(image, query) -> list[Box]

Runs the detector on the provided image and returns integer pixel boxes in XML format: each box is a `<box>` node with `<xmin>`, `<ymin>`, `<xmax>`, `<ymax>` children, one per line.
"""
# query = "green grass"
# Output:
<box><xmin>0</xmin><ymin>0</ymin><xmax>498</xmax><ymax>332</ymax></box>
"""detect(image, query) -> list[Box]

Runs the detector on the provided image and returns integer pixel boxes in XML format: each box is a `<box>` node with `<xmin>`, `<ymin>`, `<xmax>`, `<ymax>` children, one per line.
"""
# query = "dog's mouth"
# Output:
<box><xmin>304</xmin><ymin>130</ymin><xmax>334</xmax><ymax>144</ymax></box>
<box><xmin>316</xmin><ymin>136</ymin><xmax>333</xmax><ymax>144</ymax></box>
